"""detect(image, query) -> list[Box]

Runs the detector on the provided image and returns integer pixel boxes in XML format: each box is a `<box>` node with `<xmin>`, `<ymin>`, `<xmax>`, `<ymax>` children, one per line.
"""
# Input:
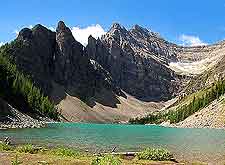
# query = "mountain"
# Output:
<box><xmin>1</xmin><ymin>20</ymin><xmax>225</xmax><ymax>126</ymax></box>
<box><xmin>11</xmin><ymin>21</ymin><xmax>120</xmax><ymax>101</ymax></box>
<box><xmin>87</xmin><ymin>23</ymin><xmax>180</xmax><ymax>102</ymax></box>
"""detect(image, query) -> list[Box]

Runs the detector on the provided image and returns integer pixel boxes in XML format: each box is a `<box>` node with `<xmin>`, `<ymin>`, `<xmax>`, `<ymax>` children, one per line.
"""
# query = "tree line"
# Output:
<box><xmin>130</xmin><ymin>80</ymin><xmax>225</xmax><ymax>124</ymax></box>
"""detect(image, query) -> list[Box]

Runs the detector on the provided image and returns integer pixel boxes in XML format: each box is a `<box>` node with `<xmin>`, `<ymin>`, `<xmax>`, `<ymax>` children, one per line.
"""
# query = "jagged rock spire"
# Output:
<box><xmin>111</xmin><ymin>23</ymin><xmax>122</xmax><ymax>29</ymax></box>
<box><xmin>56</xmin><ymin>21</ymin><xmax>75</xmax><ymax>43</ymax></box>
<box><xmin>88</xmin><ymin>35</ymin><xmax>96</xmax><ymax>43</ymax></box>
<box><xmin>57</xmin><ymin>21</ymin><xmax>68</xmax><ymax>32</ymax></box>
<box><xmin>17</xmin><ymin>28</ymin><xmax>32</xmax><ymax>41</ymax></box>
<box><xmin>109</xmin><ymin>22</ymin><xmax>127</xmax><ymax>32</ymax></box>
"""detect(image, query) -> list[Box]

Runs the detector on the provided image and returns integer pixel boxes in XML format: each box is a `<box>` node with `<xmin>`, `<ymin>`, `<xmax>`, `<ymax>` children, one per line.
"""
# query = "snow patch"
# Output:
<box><xmin>169</xmin><ymin>54</ymin><xmax>223</xmax><ymax>75</ymax></box>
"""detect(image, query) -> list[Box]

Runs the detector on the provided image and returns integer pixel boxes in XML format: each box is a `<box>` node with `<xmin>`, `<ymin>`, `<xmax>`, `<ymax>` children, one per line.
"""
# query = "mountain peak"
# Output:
<box><xmin>111</xmin><ymin>22</ymin><xmax>122</xmax><ymax>29</ymax></box>
<box><xmin>130</xmin><ymin>24</ymin><xmax>162</xmax><ymax>39</ymax></box>
<box><xmin>32</xmin><ymin>24</ymin><xmax>46</xmax><ymax>30</ymax></box>
<box><xmin>56</xmin><ymin>21</ymin><xmax>75</xmax><ymax>43</ymax></box>
<box><xmin>56</xmin><ymin>21</ymin><xmax>72</xmax><ymax>34</ymax></box>
<box><xmin>109</xmin><ymin>22</ymin><xmax>128</xmax><ymax>33</ymax></box>
<box><xmin>57</xmin><ymin>21</ymin><xmax>66</xmax><ymax>29</ymax></box>
<box><xmin>17</xmin><ymin>28</ymin><xmax>32</xmax><ymax>41</ymax></box>
<box><xmin>132</xmin><ymin>24</ymin><xmax>149</xmax><ymax>33</ymax></box>
<box><xmin>88</xmin><ymin>34</ymin><xmax>95</xmax><ymax>40</ymax></box>
<box><xmin>88</xmin><ymin>35</ymin><xmax>97</xmax><ymax>45</ymax></box>
<box><xmin>106</xmin><ymin>23</ymin><xmax>128</xmax><ymax>40</ymax></box>
<box><xmin>130</xmin><ymin>24</ymin><xmax>151</xmax><ymax>36</ymax></box>
<box><xmin>32</xmin><ymin>24</ymin><xmax>52</xmax><ymax>35</ymax></box>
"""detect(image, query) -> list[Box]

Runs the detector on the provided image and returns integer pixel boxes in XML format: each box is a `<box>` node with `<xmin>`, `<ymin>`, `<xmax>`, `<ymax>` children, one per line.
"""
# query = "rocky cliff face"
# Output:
<box><xmin>14</xmin><ymin>25</ymin><xmax>55</xmax><ymax>93</ymax></box>
<box><xmin>87</xmin><ymin>23</ymin><xmax>180</xmax><ymax>101</ymax></box>
<box><xmin>172</xmin><ymin>40</ymin><xmax>225</xmax><ymax>62</ymax></box>
<box><xmin>87</xmin><ymin>22</ymin><xmax>225</xmax><ymax>101</ymax></box>
<box><xmin>6</xmin><ymin>20</ymin><xmax>225</xmax><ymax>123</ymax></box>
<box><xmin>17</xmin><ymin>21</ymin><xmax>224</xmax><ymax>104</ymax></box>
<box><xmin>10</xmin><ymin>21</ymin><xmax>119</xmax><ymax>102</ymax></box>
<box><xmin>171</xmin><ymin>40</ymin><xmax>225</xmax><ymax>94</ymax></box>
<box><xmin>53</xmin><ymin>21</ymin><xmax>119</xmax><ymax>100</ymax></box>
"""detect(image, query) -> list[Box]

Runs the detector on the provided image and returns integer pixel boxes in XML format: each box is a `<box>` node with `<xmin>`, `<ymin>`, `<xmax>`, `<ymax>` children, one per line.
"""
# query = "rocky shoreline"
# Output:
<box><xmin>160</xmin><ymin>121</ymin><xmax>225</xmax><ymax>130</ymax></box>
<box><xmin>0</xmin><ymin>98</ymin><xmax>53</xmax><ymax>129</ymax></box>
<box><xmin>0</xmin><ymin>121</ymin><xmax>46</xmax><ymax>129</ymax></box>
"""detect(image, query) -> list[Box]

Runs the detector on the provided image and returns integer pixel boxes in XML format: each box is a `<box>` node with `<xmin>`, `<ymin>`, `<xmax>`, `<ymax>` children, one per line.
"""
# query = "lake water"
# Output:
<box><xmin>1</xmin><ymin>122</ymin><xmax>225</xmax><ymax>162</ymax></box>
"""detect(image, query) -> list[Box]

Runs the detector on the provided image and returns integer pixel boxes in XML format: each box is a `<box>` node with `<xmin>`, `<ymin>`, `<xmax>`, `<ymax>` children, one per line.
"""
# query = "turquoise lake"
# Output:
<box><xmin>1</xmin><ymin>123</ymin><xmax>225</xmax><ymax>162</ymax></box>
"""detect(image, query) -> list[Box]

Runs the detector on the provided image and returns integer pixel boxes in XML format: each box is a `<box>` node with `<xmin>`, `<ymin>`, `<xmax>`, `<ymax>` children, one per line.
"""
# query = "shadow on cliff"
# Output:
<box><xmin>50</xmin><ymin>82</ymin><xmax>127</xmax><ymax>109</ymax></box>
<box><xmin>125</xmin><ymin>93</ymin><xmax>172</xmax><ymax>102</ymax></box>
<box><xmin>85</xmin><ymin>88</ymin><xmax>124</xmax><ymax>108</ymax></box>
<box><xmin>50</xmin><ymin>80</ymin><xmax>171</xmax><ymax>109</ymax></box>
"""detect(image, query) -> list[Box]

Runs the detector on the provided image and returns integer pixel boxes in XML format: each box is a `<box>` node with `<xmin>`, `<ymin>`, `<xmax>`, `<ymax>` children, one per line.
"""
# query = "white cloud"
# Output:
<box><xmin>28</xmin><ymin>25</ymin><xmax>33</xmax><ymax>29</ymax></box>
<box><xmin>0</xmin><ymin>42</ymin><xmax>4</xmax><ymax>47</ymax></box>
<box><xmin>14</xmin><ymin>30</ymin><xmax>19</xmax><ymax>36</ymax></box>
<box><xmin>179</xmin><ymin>34</ymin><xmax>208</xmax><ymax>46</ymax></box>
<box><xmin>71</xmin><ymin>24</ymin><xmax>106</xmax><ymax>46</ymax></box>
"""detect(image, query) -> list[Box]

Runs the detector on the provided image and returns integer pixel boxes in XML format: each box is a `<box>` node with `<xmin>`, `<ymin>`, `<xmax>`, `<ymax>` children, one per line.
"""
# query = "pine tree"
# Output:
<box><xmin>0</xmin><ymin>42</ymin><xmax>59</xmax><ymax>120</ymax></box>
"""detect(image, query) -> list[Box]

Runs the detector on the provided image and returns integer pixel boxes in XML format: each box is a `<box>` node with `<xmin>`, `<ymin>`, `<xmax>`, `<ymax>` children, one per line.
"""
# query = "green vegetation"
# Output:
<box><xmin>135</xmin><ymin>148</ymin><xmax>173</xmax><ymax>161</ymax></box>
<box><xmin>0</xmin><ymin>143</ymin><xmax>82</xmax><ymax>158</ymax></box>
<box><xmin>92</xmin><ymin>154</ymin><xmax>121</xmax><ymax>165</ymax></box>
<box><xmin>49</xmin><ymin>147</ymin><xmax>81</xmax><ymax>158</ymax></box>
<box><xmin>11</xmin><ymin>155</ymin><xmax>22</xmax><ymax>165</ymax></box>
<box><xmin>0</xmin><ymin>143</ymin><xmax>83</xmax><ymax>157</ymax></box>
<box><xmin>0</xmin><ymin>143</ymin><xmax>178</xmax><ymax>164</ymax></box>
<box><xmin>0</xmin><ymin>41</ymin><xmax>59</xmax><ymax>120</ymax></box>
<box><xmin>16</xmin><ymin>144</ymin><xmax>38</xmax><ymax>154</ymax></box>
<box><xmin>130</xmin><ymin>79</ymin><xmax>225</xmax><ymax>124</ymax></box>
<box><xmin>0</xmin><ymin>143</ymin><xmax>12</xmax><ymax>151</ymax></box>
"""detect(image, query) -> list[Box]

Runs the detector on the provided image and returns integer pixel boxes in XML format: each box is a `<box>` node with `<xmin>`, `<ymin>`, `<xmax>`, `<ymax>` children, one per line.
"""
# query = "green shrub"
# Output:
<box><xmin>135</xmin><ymin>148</ymin><xmax>173</xmax><ymax>161</ymax></box>
<box><xmin>0</xmin><ymin>143</ymin><xmax>12</xmax><ymax>151</ymax></box>
<box><xmin>16</xmin><ymin>144</ymin><xmax>37</xmax><ymax>154</ymax></box>
<box><xmin>11</xmin><ymin>154</ymin><xmax>22</xmax><ymax>165</ymax></box>
<box><xmin>91</xmin><ymin>155</ymin><xmax>121</xmax><ymax>165</ymax></box>
<box><xmin>50</xmin><ymin>147</ymin><xmax>81</xmax><ymax>157</ymax></box>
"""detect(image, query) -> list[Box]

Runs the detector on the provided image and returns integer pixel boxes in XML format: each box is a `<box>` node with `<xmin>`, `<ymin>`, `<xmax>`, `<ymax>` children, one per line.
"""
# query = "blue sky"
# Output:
<box><xmin>1</xmin><ymin>0</ymin><xmax>225</xmax><ymax>46</ymax></box>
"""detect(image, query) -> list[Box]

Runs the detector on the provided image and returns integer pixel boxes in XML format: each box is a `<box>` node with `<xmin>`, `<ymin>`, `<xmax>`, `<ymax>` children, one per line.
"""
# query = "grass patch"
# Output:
<box><xmin>92</xmin><ymin>154</ymin><xmax>121</xmax><ymax>165</ymax></box>
<box><xmin>11</xmin><ymin>154</ymin><xmax>23</xmax><ymax>165</ymax></box>
<box><xmin>0</xmin><ymin>144</ymin><xmax>177</xmax><ymax>164</ymax></box>
<box><xmin>0</xmin><ymin>142</ymin><xmax>13</xmax><ymax>151</ymax></box>
<box><xmin>48</xmin><ymin>147</ymin><xmax>81</xmax><ymax>158</ymax></box>
<box><xmin>0</xmin><ymin>143</ymin><xmax>83</xmax><ymax>158</ymax></box>
<box><xmin>135</xmin><ymin>148</ymin><xmax>173</xmax><ymax>161</ymax></box>
<box><xmin>16</xmin><ymin>144</ymin><xmax>38</xmax><ymax>154</ymax></box>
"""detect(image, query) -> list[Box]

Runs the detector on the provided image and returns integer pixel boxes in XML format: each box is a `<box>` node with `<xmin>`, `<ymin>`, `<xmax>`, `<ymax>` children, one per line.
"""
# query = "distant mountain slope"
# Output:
<box><xmin>179</xmin><ymin>45</ymin><xmax>225</xmax><ymax>95</ymax></box>
<box><xmin>172</xmin><ymin>96</ymin><xmax>225</xmax><ymax>128</ymax></box>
